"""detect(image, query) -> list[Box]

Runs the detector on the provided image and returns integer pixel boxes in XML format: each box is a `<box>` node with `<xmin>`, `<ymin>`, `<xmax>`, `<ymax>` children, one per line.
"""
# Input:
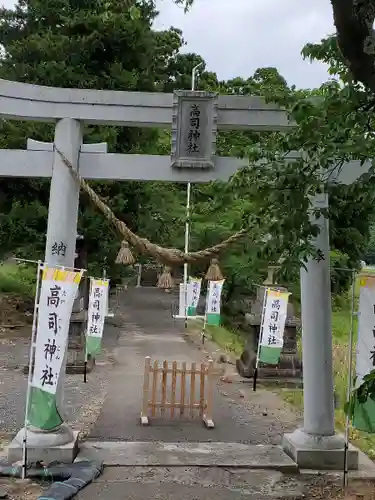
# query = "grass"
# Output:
<box><xmin>0</xmin><ymin>261</ymin><xmax>35</xmax><ymax>297</ymax></box>
<box><xmin>202</xmin><ymin>323</ymin><xmax>245</xmax><ymax>358</ymax></box>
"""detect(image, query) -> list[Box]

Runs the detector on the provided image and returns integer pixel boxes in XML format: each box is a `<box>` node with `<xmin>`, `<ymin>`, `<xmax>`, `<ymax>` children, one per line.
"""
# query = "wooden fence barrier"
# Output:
<box><xmin>140</xmin><ymin>357</ymin><xmax>215</xmax><ymax>428</ymax></box>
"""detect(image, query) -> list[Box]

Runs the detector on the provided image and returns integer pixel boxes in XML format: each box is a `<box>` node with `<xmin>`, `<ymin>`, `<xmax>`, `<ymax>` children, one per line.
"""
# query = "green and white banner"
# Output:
<box><xmin>353</xmin><ymin>276</ymin><xmax>375</xmax><ymax>432</ymax></box>
<box><xmin>187</xmin><ymin>277</ymin><xmax>202</xmax><ymax>316</ymax></box>
<box><xmin>206</xmin><ymin>280</ymin><xmax>225</xmax><ymax>326</ymax></box>
<box><xmin>86</xmin><ymin>278</ymin><xmax>109</xmax><ymax>356</ymax></box>
<box><xmin>178</xmin><ymin>278</ymin><xmax>202</xmax><ymax>317</ymax></box>
<box><xmin>258</xmin><ymin>289</ymin><xmax>289</xmax><ymax>365</ymax></box>
<box><xmin>28</xmin><ymin>266</ymin><xmax>83</xmax><ymax>430</ymax></box>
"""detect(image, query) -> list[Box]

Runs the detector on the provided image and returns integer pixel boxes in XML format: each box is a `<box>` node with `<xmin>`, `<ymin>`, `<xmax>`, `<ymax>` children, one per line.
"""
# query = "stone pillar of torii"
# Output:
<box><xmin>1</xmin><ymin>79</ymin><xmax>368</xmax><ymax>469</ymax></box>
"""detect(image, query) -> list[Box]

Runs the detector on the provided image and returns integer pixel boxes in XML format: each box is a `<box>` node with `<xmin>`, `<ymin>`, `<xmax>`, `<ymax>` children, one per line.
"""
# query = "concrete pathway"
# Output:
<box><xmin>88</xmin><ymin>287</ymin><xmax>300</xmax><ymax>444</ymax></box>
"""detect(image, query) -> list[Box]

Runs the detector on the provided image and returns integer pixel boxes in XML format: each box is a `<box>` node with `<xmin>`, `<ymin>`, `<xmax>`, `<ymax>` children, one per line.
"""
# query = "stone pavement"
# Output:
<box><xmin>88</xmin><ymin>287</ymin><xmax>301</xmax><ymax>444</ymax></box>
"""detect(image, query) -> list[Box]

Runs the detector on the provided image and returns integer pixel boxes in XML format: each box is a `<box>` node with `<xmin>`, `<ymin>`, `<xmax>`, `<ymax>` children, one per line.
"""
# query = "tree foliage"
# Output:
<box><xmin>1</xmin><ymin>0</ymin><xmax>375</xmax><ymax>300</ymax></box>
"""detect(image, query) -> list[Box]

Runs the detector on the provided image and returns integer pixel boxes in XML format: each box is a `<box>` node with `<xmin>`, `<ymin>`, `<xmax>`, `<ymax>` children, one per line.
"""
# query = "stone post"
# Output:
<box><xmin>136</xmin><ymin>264</ymin><xmax>142</xmax><ymax>288</ymax></box>
<box><xmin>46</xmin><ymin>118</ymin><xmax>82</xmax><ymax>423</ymax></box>
<box><xmin>45</xmin><ymin>119</ymin><xmax>82</xmax><ymax>268</ymax></box>
<box><xmin>283</xmin><ymin>192</ymin><xmax>358</xmax><ymax>470</ymax></box>
<box><xmin>8</xmin><ymin>118</ymin><xmax>82</xmax><ymax>463</ymax></box>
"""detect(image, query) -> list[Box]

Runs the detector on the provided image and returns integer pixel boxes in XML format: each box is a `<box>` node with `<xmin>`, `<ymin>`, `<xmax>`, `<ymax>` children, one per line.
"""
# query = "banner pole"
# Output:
<box><xmin>183</xmin><ymin>183</ymin><xmax>191</xmax><ymax>329</ymax></box>
<box><xmin>254</xmin><ymin>287</ymin><xmax>268</xmax><ymax>392</ymax></box>
<box><xmin>201</xmin><ymin>281</ymin><xmax>210</xmax><ymax>345</ymax></box>
<box><xmin>22</xmin><ymin>261</ymin><xmax>43</xmax><ymax>479</ymax></box>
<box><xmin>102</xmin><ymin>267</ymin><xmax>109</xmax><ymax>317</ymax></box>
<box><xmin>84</xmin><ymin>278</ymin><xmax>92</xmax><ymax>383</ymax></box>
<box><xmin>202</xmin><ymin>283</ymin><xmax>208</xmax><ymax>345</ymax></box>
<box><xmin>343</xmin><ymin>270</ymin><xmax>357</xmax><ymax>488</ymax></box>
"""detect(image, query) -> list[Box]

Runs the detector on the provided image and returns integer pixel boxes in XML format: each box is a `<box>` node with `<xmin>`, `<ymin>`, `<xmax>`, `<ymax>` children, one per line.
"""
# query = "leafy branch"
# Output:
<box><xmin>345</xmin><ymin>371</ymin><xmax>375</xmax><ymax>419</ymax></box>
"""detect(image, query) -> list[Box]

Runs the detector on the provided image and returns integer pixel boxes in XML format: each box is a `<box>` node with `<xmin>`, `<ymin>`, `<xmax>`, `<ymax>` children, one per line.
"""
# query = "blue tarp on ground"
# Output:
<box><xmin>0</xmin><ymin>460</ymin><xmax>103</xmax><ymax>500</ymax></box>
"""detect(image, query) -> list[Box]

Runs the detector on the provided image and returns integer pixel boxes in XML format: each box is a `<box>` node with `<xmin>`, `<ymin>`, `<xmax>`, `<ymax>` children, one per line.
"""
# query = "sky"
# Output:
<box><xmin>1</xmin><ymin>0</ymin><xmax>335</xmax><ymax>89</ymax></box>
<box><xmin>153</xmin><ymin>0</ymin><xmax>335</xmax><ymax>88</ymax></box>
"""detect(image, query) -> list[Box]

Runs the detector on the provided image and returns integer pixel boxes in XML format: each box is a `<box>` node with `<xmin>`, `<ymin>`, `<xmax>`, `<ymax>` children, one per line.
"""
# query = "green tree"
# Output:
<box><xmin>229</xmin><ymin>51</ymin><xmax>375</xmax><ymax>279</ymax></box>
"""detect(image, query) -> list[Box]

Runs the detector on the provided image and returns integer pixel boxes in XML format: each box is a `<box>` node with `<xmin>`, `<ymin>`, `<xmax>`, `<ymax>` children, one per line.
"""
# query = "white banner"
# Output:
<box><xmin>87</xmin><ymin>279</ymin><xmax>109</xmax><ymax>338</ymax></box>
<box><xmin>356</xmin><ymin>277</ymin><xmax>375</xmax><ymax>385</ymax></box>
<box><xmin>206</xmin><ymin>280</ymin><xmax>225</xmax><ymax>315</ymax></box>
<box><xmin>260</xmin><ymin>289</ymin><xmax>289</xmax><ymax>350</ymax></box>
<box><xmin>187</xmin><ymin>277</ymin><xmax>202</xmax><ymax>309</ymax></box>
<box><xmin>32</xmin><ymin>267</ymin><xmax>83</xmax><ymax>394</ymax></box>
<box><xmin>353</xmin><ymin>276</ymin><xmax>375</xmax><ymax>432</ymax></box>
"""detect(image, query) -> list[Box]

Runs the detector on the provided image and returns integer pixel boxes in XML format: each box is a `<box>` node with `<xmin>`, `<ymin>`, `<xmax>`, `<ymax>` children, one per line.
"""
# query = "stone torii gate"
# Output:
<box><xmin>1</xmin><ymin>79</ymin><xmax>369</xmax><ymax>469</ymax></box>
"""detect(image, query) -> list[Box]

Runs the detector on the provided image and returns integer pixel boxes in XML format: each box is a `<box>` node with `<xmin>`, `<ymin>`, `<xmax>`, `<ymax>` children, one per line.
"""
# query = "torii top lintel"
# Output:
<box><xmin>0</xmin><ymin>78</ymin><xmax>292</xmax><ymax>131</ymax></box>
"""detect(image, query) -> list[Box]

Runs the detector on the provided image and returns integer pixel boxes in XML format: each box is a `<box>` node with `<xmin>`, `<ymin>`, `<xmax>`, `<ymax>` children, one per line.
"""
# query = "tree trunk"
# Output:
<box><xmin>331</xmin><ymin>0</ymin><xmax>375</xmax><ymax>93</ymax></box>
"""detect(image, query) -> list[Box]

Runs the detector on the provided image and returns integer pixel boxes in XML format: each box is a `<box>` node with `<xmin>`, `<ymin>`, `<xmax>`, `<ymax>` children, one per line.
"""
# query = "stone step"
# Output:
<box><xmin>76</xmin><ymin>441</ymin><xmax>298</xmax><ymax>472</ymax></box>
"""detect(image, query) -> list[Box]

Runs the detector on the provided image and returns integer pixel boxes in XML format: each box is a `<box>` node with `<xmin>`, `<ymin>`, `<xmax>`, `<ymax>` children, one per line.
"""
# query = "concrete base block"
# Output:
<box><xmin>283</xmin><ymin>430</ymin><xmax>359</xmax><ymax>470</ymax></box>
<box><xmin>7</xmin><ymin>430</ymin><xmax>79</xmax><ymax>465</ymax></box>
<box><xmin>203</xmin><ymin>415</ymin><xmax>215</xmax><ymax>428</ymax></box>
<box><xmin>140</xmin><ymin>415</ymin><xmax>149</xmax><ymax>426</ymax></box>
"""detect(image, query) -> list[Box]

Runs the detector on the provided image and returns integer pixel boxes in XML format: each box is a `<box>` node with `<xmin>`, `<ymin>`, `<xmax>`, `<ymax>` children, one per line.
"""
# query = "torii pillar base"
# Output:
<box><xmin>7</xmin><ymin>424</ymin><xmax>79</xmax><ymax>464</ymax></box>
<box><xmin>282</xmin><ymin>430</ymin><xmax>358</xmax><ymax>470</ymax></box>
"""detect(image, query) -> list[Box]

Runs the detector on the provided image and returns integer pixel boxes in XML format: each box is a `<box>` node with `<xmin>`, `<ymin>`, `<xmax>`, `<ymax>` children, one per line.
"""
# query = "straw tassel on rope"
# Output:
<box><xmin>157</xmin><ymin>266</ymin><xmax>174</xmax><ymax>289</ymax></box>
<box><xmin>56</xmin><ymin>147</ymin><xmax>246</xmax><ymax>265</ymax></box>
<box><xmin>115</xmin><ymin>240</ymin><xmax>135</xmax><ymax>265</ymax></box>
<box><xmin>205</xmin><ymin>258</ymin><xmax>224</xmax><ymax>281</ymax></box>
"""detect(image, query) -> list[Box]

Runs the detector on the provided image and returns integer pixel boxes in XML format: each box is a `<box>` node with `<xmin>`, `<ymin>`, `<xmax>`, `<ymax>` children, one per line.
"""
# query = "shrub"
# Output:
<box><xmin>0</xmin><ymin>262</ymin><xmax>36</xmax><ymax>297</ymax></box>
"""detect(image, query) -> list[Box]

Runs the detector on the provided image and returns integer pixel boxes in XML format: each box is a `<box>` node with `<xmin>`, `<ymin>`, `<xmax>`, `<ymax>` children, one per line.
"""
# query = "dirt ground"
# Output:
<box><xmin>0</xmin><ymin>478</ymin><xmax>45</xmax><ymax>500</ymax></box>
<box><xmin>0</xmin><ymin>294</ymin><xmax>33</xmax><ymax>328</ymax></box>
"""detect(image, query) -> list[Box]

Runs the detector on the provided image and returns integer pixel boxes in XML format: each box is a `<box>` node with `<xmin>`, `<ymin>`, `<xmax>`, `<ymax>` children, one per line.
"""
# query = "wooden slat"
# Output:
<box><xmin>190</xmin><ymin>362</ymin><xmax>196</xmax><ymax>417</ymax></box>
<box><xmin>149</xmin><ymin>367</ymin><xmax>200</xmax><ymax>375</ymax></box>
<box><xmin>171</xmin><ymin>361</ymin><xmax>177</xmax><ymax>418</ymax></box>
<box><xmin>161</xmin><ymin>360</ymin><xmax>168</xmax><ymax>418</ymax></box>
<box><xmin>142</xmin><ymin>357</ymin><xmax>151</xmax><ymax>419</ymax></box>
<box><xmin>151</xmin><ymin>360</ymin><xmax>158</xmax><ymax>417</ymax></box>
<box><xmin>148</xmin><ymin>402</ymin><xmax>201</xmax><ymax>409</ymax></box>
<box><xmin>205</xmin><ymin>359</ymin><xmax>214</xmax><ymax>421</ymax></box>
<box><xmin>199</xmin><ymin>362</ymin><xmax>205</xmax><ymax>417</ymax></box>
<box><xmin>180</xmin><ymin>361</ymin><xmax>186</xmax><ymax>416</ymax></box>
